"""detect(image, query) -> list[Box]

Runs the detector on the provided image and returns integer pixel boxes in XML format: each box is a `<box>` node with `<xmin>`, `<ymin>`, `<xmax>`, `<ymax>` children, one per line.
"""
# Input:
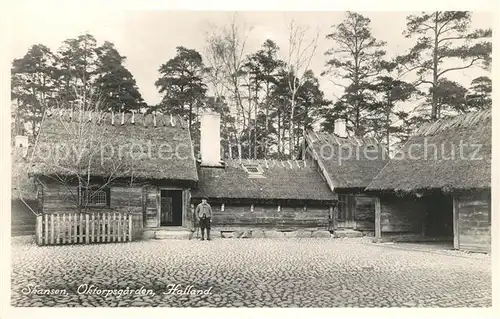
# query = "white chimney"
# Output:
<box><xmin>200</xmin><ymin>110</ymin><xmax>222</xmax><ymax>166</ymax></box>
<box><xmin>334</xmin><ymin>119</ymin><xmax>347</xmax><ymax>138</ymax></box>
<box><xmin>15</xmin><ymin>135</ymin><xmax>28</xmax><ymax>148</ymax></box>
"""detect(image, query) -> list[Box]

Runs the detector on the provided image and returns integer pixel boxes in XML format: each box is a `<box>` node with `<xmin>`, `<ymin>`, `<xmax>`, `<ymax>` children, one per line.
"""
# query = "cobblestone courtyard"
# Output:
<box><xmin>11</xmin><ymin>237</ymin><xmax>491</xmax><ymax>307</ymax></box>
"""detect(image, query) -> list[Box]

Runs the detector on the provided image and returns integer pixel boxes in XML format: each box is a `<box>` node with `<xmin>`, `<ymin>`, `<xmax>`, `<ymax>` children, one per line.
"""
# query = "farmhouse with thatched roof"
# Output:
<box><xmin>367</xmin><ymin>109</ymin><xmax>492</xmax><ymax>252</ymax></box>
<box><xmin>191</xmin><ymin>159</ymin><xmax>336</xmax><ymax>234</ymax></box>
<box><xmin>30</xmin><ymin>109</ymin><xmax>199</xmax><ymax>242</ymax></box>
<box><xmin>190</xmin><ymin>110</ymin><xmax>337</xmax><ymax>237</ymax></box>
<box><xmin>27</xmin><ymin>108</ymin><xmax>341</xmax><ymax>241</ymax></box>
<box><xmin>301</xmin><ymin>124</ymin><xmax>389</xmax><ymax>236</ymax></box>
<box><xmin>21</xmin><ymin>105</ymin><xmax>491</xmax><ymax>247</ymax></box>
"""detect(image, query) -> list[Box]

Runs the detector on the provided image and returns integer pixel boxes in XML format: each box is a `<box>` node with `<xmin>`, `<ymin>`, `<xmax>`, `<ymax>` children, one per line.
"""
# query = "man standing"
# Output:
<box><xmin>195</xmin><ymin>197</ymin><xmax>212</xmax><ymax>240</ymax></box>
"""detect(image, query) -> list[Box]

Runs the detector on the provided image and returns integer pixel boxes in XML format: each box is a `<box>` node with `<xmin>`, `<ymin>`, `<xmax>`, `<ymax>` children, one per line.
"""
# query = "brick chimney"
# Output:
<box><xmin>200</xmin><ymin>110</ymin><xmax>222</xmax><ymax>167</ymax></box>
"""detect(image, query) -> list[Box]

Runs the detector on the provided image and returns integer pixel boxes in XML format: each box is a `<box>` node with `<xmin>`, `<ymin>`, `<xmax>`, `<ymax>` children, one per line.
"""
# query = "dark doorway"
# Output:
<box><xmin>160</xmin><ymin>190</ymin><xmax>183</xmax><ymax>226</ymax></box>
<box><xmin>424</xmin><ymin>193</ymin><xmax>453</xmax><ymax>238</ymax></box>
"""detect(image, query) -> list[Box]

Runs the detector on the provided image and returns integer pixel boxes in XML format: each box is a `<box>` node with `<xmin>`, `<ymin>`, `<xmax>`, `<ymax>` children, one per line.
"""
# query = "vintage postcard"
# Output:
<box><xmin>2</xmin><ymin>1</ymin><xmax>496</xmax><ymax>318</ymax></box>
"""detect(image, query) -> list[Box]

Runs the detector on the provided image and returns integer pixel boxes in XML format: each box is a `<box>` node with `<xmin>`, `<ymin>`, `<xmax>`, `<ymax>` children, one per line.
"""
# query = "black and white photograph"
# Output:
<box><xmin>2</xmin><ymin>1</ymin><xmax>496</xmax><ymax>317</ymax></box>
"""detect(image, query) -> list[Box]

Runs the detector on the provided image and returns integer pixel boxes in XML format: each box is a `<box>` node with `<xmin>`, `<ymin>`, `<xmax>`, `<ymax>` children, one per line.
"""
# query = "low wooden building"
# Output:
<box><xmin>189</xmin><ymin>110</ymin><xmax>336</xmax><ymax>236</ymax></box>
<box><xmin>302</xmin><ymin>130</ymin><xmax>389</xmax><ymax>235</ymax></box>
<box><xmin>366</xmin><ymin>109</ymin><xmax>492</xmax><ymax>252</ymax></box>
<box><xmin>191</xmin><ymin>158</ymin><xmax>336</xmax><ymax>234</ymax></box>
<box><xmin>11</xmin><ymin>147</ymin><xmax>38</xmax><ymax>236</ymax></box>
<box><xmin>30</xmin><ymin>109</ymin><xmax>199</xmax><ymax>243</ymax></box>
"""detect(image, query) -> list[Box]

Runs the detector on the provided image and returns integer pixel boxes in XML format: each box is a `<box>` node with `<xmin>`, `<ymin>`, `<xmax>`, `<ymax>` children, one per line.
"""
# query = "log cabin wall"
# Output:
<box><xmin>353</xmin><ymin>194</ymin><xmax>375</xmax><ymax>231</ymax></box>
<box><xmin>191</xmin><ymin>200</ymin><xmax>331</xmax><ymax>230</ymax></box>
<box><xmin>379</xmin><ymin>195</ymin><xmax>425</xmax><ymax>234</ymax></box>
<box><xmin>456</xmin><ymin>190</ymin><xmax>491</xmax><ymax>253</ymax></box>
<box><xmin>39</xmin><ymin>181</ymin><xmax>146</xmax><ymax>240</ymax></box>
<box><xmin>41</xmin><ymin>182</ymin><xmax>143</xmax><ymax>214</ymax></box>
<box><xmin>334</xmin><ymin>192</ymin><xmax>375</xmax><ymax>231</ymax></box>
<box><xmin>39</xmin><ymin>180</ymin><xmax>193</xmax><ymax>230</ymax></box>
<box><xmin>143</xmin><ymin>185</ymin><xmax>159</xmax><ymax>228</ymax></box>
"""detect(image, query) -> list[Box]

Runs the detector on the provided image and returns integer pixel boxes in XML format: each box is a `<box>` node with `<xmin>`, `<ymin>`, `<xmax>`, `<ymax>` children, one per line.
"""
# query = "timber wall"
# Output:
<box><xmin>457</xmin><ymin>190</ymin><xmax>491</xmax><ymax>253</ymax></box>
<box><xmin>11</xmin><ymin>199</ymin><xmax>38</xmax><ymax>236</ymax></box>
<box><xmin>198</xmin><ymin>202</ymin><xmax>331</xmax><ymax>230</ymax></box>
<box><xmin>353</xmin><ymin>194</ymin><xmax>375</xmax><ymax>231</ymax></box>
<box><xmin>379</xmin><ymin>195</ymin><xmax>425</xmax><ymax>234</ymax></box>
<box><xmin>40</xmin><ymin>182</ymin><xmax>145</xmax><ymax>239</ymax></box>
<box><xmin>42</xmin><ymin>183</ymin><xmax>143</xmax><ymax>214</ymax></box>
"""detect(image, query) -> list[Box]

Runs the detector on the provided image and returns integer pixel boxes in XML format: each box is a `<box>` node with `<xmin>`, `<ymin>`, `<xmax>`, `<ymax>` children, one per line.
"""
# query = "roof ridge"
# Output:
<box><xmin>44</xmin><ymin>108</ymin><xmax>188</xmax><ymax>129</ymax></box>
<box><xmin>308</xmin><ymin>131</ymin><xmax>381</xmax><ymax>146</ymax></box>
<box><xmin>415</xmin><ymin>109</ymin><xmax>492</xmax><ymax>136</ymax></box>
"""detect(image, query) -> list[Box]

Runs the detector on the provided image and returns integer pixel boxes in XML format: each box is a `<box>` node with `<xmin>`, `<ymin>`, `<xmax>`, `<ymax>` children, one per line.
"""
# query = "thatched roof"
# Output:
<box><xmin>30</xmin><ymin>109</ymin><xmax>198</xmax><ymax>183</ymax></box>
<box><xmin>191</xmin><ymin>159</ymin><xmax>335</xmax><ymax>201</ymax></box>
<box><xmin>367</xmin><ymin>109</ymin><xmax>492</xmax><ymax>192</ymax></box>
<box><xmin>305</xmin><ymin>132</ymin><xmax>389</xmax><ymax>190</ymax></box>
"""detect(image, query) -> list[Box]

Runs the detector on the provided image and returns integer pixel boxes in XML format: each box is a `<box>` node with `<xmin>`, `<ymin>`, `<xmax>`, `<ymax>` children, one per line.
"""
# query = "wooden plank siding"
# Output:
<box><xmin>36</xmin><ymin>181</ymin><xmax>146</xmax><ymax>244</ymax></box>
<box><xmin>143</xmin><ymin>185</ymin><xmax>159</xmax><ymax>228</ymax></box>
<box><xmin>379</xmin><ymin>195</ymin><xmax>425</xmax><ymax>233</ymax></box>
<box><xmin>457</xmin><ymin>190</ymin><xmax>491</xmax><ymax>253</ymax></box>
<box><xmin>208</xmin><ymin>204</ymin><xmax>330</xmax><ymax>230</ymax></box>
<box><xmin>354</xmin><ymin>194</ymin><xmax>375</xmax><ymax>231</ymax></box>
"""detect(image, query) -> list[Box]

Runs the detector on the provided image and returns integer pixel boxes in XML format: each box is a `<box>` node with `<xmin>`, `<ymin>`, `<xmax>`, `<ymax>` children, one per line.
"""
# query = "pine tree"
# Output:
<box><xmin>398</xmin><ymin>11</ymin><xmax>491</xmax><ymax>119</ymax></box>
<box><xmin>94</xmin><ymin>41</ymin><xmax>146</xmax><ymax>112</ymax></box>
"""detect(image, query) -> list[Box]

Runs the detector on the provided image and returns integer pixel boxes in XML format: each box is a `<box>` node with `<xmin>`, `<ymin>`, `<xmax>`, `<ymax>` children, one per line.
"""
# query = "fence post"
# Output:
<box><xmin>44</xmin><ymin>214</ymin><xmax>49</xmax><ymax>245</ymax></box>
<box><xmin>36</xmin><ymin>215</ymin><xmax>43</xmax><ymax>245</ymax></box>
<box><xmin>128</xmin><ymin>213</ymin><xmax>133</xmax><ymax>242</ymax></box>
<box><xmin>85</xmin><ymin>213</ymin><xmax>90</xmax><ymax>244</ymax></box>
<box><xmin>375</xmin><ymin>197</ymin><xmax>382</xmax><ymax>240</ymax></box>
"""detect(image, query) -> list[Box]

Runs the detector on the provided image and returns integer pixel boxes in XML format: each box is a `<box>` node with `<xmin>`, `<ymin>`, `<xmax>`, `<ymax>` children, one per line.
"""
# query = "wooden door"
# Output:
<box><xmin>161</xmin><ymin>197</ymin><xmax>173</xmax><ymax>225</ymax></box>
<box><xmin>160</xmin><ymin>190</ymin><xmax>183</xmax><ymax>226</ymax></box>
<box><xmin>336</xmin><ymin>194</ymin><xmax>356</xmax><ymax>229</ymax></box>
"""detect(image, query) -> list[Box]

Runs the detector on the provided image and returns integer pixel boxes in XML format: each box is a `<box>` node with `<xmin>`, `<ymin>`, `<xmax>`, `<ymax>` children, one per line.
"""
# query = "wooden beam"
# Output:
<box><xmin>36</xmin><ymin>215</ymin><xmax>43</xmax><ymax>245</ymax></box>
<box><xmin>329</xmin><ymin>205</ymin><xmax>336</xmax><ymax>231</ymax></box>
<box><xmin>128</xmin><ymin>213</ymin><xmax>133</xmax><ymax>242</ymax></box>
<box><xmin>374</xmin><ymin>197</ymin><xmax>381</xmax><ymax>240</ymax></box>
<box><xmin>156</xmin><ymin>187</ymin><xmax>161</xmax><ymax>228</ymax></box>
<box><xmin>453</xmin><ymin>196</ymin><xmax>459</xmax><ymax>249</ymax></box>
<box><xmin>182</xmin><ymin>189</ymin><xmax>187</xmax><ymax>228</ymax></box>
<box><xmin>85</xmin><ymin>213</ymin><xmax>90</xmax><ymax>244</ymax></box>
<box><xmin>304</xmin><ymin>134</ymin><xmax>336</xmax><ymax>193</ymax></box>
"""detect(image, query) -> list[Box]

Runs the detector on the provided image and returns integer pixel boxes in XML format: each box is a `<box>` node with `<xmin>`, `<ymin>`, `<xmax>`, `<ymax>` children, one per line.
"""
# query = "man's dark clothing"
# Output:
<box><xmin>195</xmin><ymin>202</ymin><xmax>212</xmax><ymax>240</ymax></box>
<box><xmin>199</xmin><ymin>216</ymin><xmax>211</xmax><ymax>230</ymax></box>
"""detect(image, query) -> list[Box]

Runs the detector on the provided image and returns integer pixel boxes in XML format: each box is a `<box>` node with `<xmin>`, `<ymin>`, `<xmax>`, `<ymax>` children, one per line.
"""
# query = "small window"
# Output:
<box><xmin>242</xmin><ymin>163</ymin><xmax>264</xmax><ymax>176</ymax></box>
<box><xmin>243</xmin><ymin>164</ymin><xmax>260</xmax><ymax>173</ymax></box>
<box><xmin>81</xmin><ymin>187</ymin><xmax>110</xmax><ymax>207</ymax></box>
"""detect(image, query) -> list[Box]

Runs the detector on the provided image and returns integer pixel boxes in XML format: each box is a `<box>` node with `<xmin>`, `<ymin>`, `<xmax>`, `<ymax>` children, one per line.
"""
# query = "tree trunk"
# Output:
<box><xmin>189</xmin><ymin>103</ymin><xmax>193</xmax><ymax>131</ymax></box>
<box><xmin>431</xmin><ymin>12</ymin><xmax>439</xmax><ymax>120</ymax></box>
<box><xmin>386</xmin><ymin>100</ymin><xmax>391</xmax><ymax>148</ymax></box>
<box><xmin>253</xmin><ymin>86</ymin><xmax>258</xmax><ymax>159</ymax></box>
<box><xmin>264</xmin><ymin>83</ymin><xmax>270</xmax><ymax>157</ymax></box>
<box><xmin>289</xmin><ymin>96</ymin><xmax>295</xmax><ymax>158</ymax></box>
<box><xmin>277</xmin><ymin>107</ymin><xmax>281</xmax><ymax>156</ymax></box>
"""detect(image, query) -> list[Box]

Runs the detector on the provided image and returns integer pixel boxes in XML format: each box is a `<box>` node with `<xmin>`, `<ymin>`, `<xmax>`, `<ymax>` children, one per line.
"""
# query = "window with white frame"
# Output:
<box><xmin>81</xmin><ymin>187</ymin><xmax>110</xmax><ymax>207</ymax></box>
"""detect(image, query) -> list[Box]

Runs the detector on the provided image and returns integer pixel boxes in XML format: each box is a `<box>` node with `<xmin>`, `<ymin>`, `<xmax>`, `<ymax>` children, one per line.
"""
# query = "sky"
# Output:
<box><xmin>10</xmin><ymin>9</ymin><xmax>492</xmax><ymax>106</ymax></box>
